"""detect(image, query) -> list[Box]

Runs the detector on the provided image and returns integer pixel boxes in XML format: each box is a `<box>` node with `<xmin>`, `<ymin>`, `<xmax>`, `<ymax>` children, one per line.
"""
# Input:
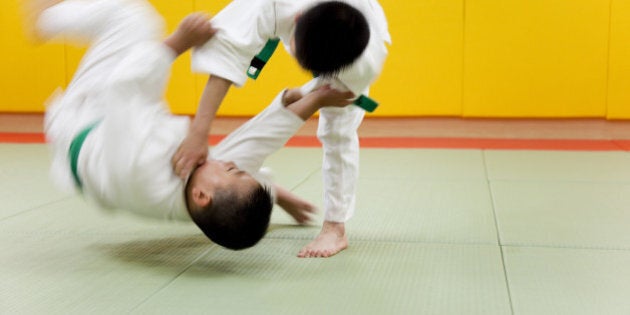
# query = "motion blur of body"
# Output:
<box><xmin>174</xmin><ymin>0</ymin><xmax>391</xmax><ymax>257</ymax></box>
<box><xmin>28</xmin><ymin>0</ymin><xmax>355</xmax><ymax>250</ymax></box>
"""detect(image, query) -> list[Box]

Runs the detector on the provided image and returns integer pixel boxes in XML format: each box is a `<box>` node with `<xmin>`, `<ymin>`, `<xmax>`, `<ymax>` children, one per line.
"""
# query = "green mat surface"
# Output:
<box><xmin>2</xmin><ymin>144</ymin><xmax>630</xmax><ymax>314</ymax></box>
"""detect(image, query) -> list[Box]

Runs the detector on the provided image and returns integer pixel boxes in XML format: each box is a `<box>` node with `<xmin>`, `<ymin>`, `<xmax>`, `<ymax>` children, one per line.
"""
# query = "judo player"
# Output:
<box><xmin>173</xmin><ymin>0</ymin><xmax>391</xmax><ymax>257</ymax></box>
<box><xmin>31</xmin><ymin>0</ymin><xmax>355</xmax><ymax>250</ymax></box>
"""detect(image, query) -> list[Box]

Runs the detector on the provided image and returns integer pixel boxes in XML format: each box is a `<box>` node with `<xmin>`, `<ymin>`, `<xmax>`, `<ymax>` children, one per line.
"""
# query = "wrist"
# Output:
<box><xmin>307</xmin><ymin>92</ymin><xmax>326</xmax><ymax>110</ymax></box>
<box><xmin>282</xmin><ymin>88</ymin><xmax>303</xmax><ymax>106</ymax></box>
<box><xmin>163</xmin><ymin>32</ymin><xmax>187</xmax><ymax>57</ymax></box>
<box><xmin>189</xmin><ymin>123</ymin><xmax>210</xmax><ymax>138</ymax></box>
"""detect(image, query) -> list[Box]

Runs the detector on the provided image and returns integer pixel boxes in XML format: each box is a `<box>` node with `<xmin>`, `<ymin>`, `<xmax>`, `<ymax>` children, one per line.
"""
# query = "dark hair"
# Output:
<box><xmin>294</xmin><ymin>1</ymin><xmax>370</xmax><ymax>76</ymax></box>
<box><xmin>186</xmin><ymin>183</ymin><xmax>273</xmax><ymax>250</ymax></box>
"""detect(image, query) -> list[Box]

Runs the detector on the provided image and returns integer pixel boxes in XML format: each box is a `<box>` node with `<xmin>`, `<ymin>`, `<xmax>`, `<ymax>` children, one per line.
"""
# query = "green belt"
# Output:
<box><xmin>247</xmin><ymin>38</ymin><xmax>280</xmax><ymax>80</ymax></box>
<box><xmin>68</xmin><ymin>122</ymin><xmax>99</xmax><ymax>190</ymax></box>
<box><xmin>247</xmin><ymin>39</ymin><xmax>380</xmax><ymax>112</ymax></box>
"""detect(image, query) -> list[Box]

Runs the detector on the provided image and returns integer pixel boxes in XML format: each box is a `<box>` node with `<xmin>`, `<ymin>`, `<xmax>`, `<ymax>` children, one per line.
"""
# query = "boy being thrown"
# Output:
<box><xmin>33</xmin><ymin>0</ymin><xmax>354</xmax><ymax>250</ymax></box>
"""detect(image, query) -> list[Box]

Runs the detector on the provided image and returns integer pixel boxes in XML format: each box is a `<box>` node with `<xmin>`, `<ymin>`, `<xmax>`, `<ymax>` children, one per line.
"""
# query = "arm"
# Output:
<box><xmin>283</xmin><ymin>85</ymin><xmax>354</xmax><ymax>120</ymax></box>
<box><xmin>164</xmin><ymin>15</ymin><xmax>224</xmax><ymax>178</ymax></box>
<box><xmin>163</xmin><ymin>13</ymin><xmax>215</xmax><ymax>57</ymax></box>
<box><xmin>173</xmin><ymin>1</ymin><xmax>274</xmax><ymax>180</ymax></box>
<box><xmin>209</xmin><ymin>85</ymin><xmax>354</xmax><ymax>176</ymax></box>
<box><xmin>177</xmin><ymin>1</ymin><xmax>277</xmax><ymax>179</ymax></box>
<box><xmin>166</xmin><ymin>14</ymin><xmax>223</xmax><ymax>179</ymax></box>
<box><xmin>171</xmin><ymin>75</ymin><xmax>232</xmax><ymax>179</ymax></box>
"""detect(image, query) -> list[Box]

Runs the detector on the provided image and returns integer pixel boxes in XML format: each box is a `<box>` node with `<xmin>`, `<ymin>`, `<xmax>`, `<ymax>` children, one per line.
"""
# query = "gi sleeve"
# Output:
<box><xmin>191</xmin><ymin>0</ymin><xmax>277</xmax><ymax>87</ymax></box>
<box><xmin>36</xmin><ymin>0</ymin><xmax>116</xmax><ymax>43</ymax></box>
<box><xmin>210</xmin><ymin>91</ymin><xmax>304</xmax><ymax>175</ymax></box>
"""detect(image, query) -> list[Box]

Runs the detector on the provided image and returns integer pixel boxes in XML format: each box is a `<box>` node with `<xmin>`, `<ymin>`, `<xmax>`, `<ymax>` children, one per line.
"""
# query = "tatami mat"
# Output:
<box><xmin>0</xmin><ymin>144</ymin><xmax>67</xmax><ymax>219</ymax></box>
<box><xmin>492</xmin><ymin>181</ymin><xmax>630</xmax><ymax>249</ymax></box>
<box><xmin>260</xmin><ymin>148</ymin><xmax>323</xmax><ymax>188</ymax></box>
<box><xmin>504</xmin><ymin>246</ymin><xmax>630</xmax><ymax>315</ymax></box>
<box><xmin>3</xmin><ymin>143</ymin><xmax>630</xmax><ymax>314</ymax></box>
<box><xmin>485</xmin><ymin>150</ymin><xmax>630</xmax><ymax>182</ymax></box>
<box><xmin>267</xmin><ymin>175</ymin><xmax>500</xmax><ymax>245</ymax></box>
<box><xmin>133</xmin><ymin>240</ymin><xmax>512</xmax><ymax>315</ymax></box>
<box><xmin>359</xmin><ymin>149</ymin><xmax>487</xmax><ymax>180</ymax></box>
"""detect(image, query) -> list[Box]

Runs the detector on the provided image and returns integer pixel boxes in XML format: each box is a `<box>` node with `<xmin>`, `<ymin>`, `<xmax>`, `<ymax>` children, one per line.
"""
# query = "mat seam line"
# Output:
<box><xmin>261</xmin><ymin>236</ymin><xmax>630</xmax><ymax>252</ymax></box>
<box><xmin>501</xmin><ymin>244</ymin><xmax>630</xmax><ymax>252</ymax></box>
<box><xmin>484</xmin><ymin>149</ymin><xmax>515</xmax><ymax>315</ymax></box>
<box><xmin>127</xmin><ymin>247</ymin><xmax>213</xmax><ymax>313</ymax></box>
<box><xmin>0</xmin><ymin>197</ymin><xmax>73</xmax><ymax>222</ymax></box>
<box><xmin>289</xmin><ymin>167</ymin><xmax>321</xmax><ymax>191</ymax></box>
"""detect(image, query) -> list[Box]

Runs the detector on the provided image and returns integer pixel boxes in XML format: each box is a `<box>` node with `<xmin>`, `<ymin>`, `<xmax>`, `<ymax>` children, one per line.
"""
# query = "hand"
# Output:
<box><xmin>165</xmin><ymin>13</ymin><xmax>217</xmax><ymax>56</ymax></box>
<box><xmin>312</xmin><ymin>85</ymin><xmax>355</xmax><ymax>108</ymax></box>
<box><xmin>176</xmin><ymin>13</ymin><xmax>217</xmax><ymax>47</ymax></box>
<box><xmin>281</xmin><ymin>88</ymin><xmax>303</xmax><ymax>106</ymax></box>
<box><xmin>282</xmin><ymin>85</ymin><xmax>356</xmax><ymax>120</ymax></box>
<box><xmin>275</xmin><ymin>185</ymin><xmax>318</xmax><ymax>225</ymax></box>
<box><xmin>172</xmin><ymin>132</ymin><xmax>208</xmax><ymax>180</ymax></box>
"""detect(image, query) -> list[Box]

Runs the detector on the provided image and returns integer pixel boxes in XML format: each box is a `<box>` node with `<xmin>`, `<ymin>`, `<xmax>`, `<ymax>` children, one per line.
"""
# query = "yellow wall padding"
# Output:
<box><xmin>2</xmin><ymin>0</ymin><xmax>630</xmax><ymax>118</ymax></box>
<box><xmin>0</xmin><ymin>0</ymin><xmax>66</xmax><ymax>112</ymax></box>
<box><xmin>463</xmin><ymin>0</ymin><xmax>609</xmax><ymax>118</ymax></box>
<box><xmin>373</xmin><ymin>0</ymin><xmax>464</xmax><ymax>116</ymax></box>
<box><xmin>608</xmin><ymin>0</ymin><xmax>630</xmax><ymax>119</ymax></box>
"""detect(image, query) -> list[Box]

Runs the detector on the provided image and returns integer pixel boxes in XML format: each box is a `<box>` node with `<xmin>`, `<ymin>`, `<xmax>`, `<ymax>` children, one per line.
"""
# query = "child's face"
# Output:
<box><xmin>193</xmin><ymin>160</ymin><xmax>258</xmax><ymax>192</ymax></box>
<box><xmin>188</xmin><ymin>160</ymin><xmax>259</xmax><ymax>208</ymax></box>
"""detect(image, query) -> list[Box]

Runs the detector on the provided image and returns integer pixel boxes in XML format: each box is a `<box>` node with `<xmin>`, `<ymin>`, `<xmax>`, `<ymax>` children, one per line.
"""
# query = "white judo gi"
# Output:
<box><xmin>192</xmin><ymin>0</ymin><xmax>391</xmax><ymax>222</ymax></box>
<box><xmin>43</xmin><ymin>0</ymin><xmax>307</xmax><ymax>221</ymax></box>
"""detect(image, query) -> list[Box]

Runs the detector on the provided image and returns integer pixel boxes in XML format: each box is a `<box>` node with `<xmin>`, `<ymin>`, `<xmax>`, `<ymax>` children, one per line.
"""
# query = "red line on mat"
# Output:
<box><xmin>357</xmin><ymin>137</ymin><xmax>625</xmax><ymax>151</ymax></box>
<box><xmin>0</xmin><ymin>133</ymin><xmax>45</xmax><ymax>143</ymax></box>
<box><xmin>1</xmin><ymin>133</ymin><xmax>628</xmax><ymax>151</ymax></box>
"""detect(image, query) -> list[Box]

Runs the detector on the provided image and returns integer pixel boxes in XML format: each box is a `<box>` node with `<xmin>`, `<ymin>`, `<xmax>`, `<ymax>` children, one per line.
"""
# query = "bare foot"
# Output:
<box><xmin>297</xmin><ymin>221</ymin><xmax>348</xmax><ymax>258</ymax></box>
<box><xmin>164</xmin><ymin>13</ymin><xmax>216</xmax><ymax>56</ymax></box>
<box><xmin>275</xmin><ymin>185</ymin><xmax>317</xmax><ymax>224</ymax></box>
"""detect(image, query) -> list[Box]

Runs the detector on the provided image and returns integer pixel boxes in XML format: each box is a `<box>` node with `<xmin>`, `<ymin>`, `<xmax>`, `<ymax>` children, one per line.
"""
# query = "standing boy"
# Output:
<box><xmin>174</xmin><ymin>0</ymin><xmax>391</xmax><ymax>257</ymax></box>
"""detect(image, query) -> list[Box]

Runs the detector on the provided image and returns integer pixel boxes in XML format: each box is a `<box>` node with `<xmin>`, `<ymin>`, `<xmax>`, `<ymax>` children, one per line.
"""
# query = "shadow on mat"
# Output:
<box><xmin>93</xmin><ymin>224</ymin><xmax>315</xmax><ymax>276</ymax></box>
<box><xmin>94</xmin><ymin>234</ymin><xmax>212</xmax><ymax>268</ymax></box>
